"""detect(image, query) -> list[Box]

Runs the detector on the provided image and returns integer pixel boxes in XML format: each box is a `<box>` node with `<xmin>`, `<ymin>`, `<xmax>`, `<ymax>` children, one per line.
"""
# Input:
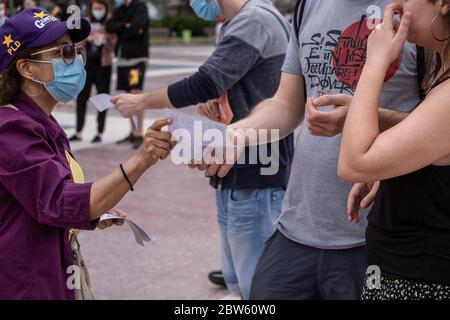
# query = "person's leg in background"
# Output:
<box><xmin>70</xmin><ymin>58</ymin><xmax>97</xmax><ymax>142</ymax></box>
<box><xmin>216</xmin><ymin>189</ymin><xmax>241</xmax><ymax>298</ymax></box>
<box><xmin>225</xmin><ymin>187</ymin><xmax>285</xmax><ymax>300</ymax></box>
<box><xmin>130</xmin><ymin>88</ymin><xmax>144</xmax><ymax>149</ymax></box>
<box><xmin>318</xmin><ymin>246</ymin><xmax>366</xmax><ymax>300</ymax></box>
<box><xmin>92</xmin><ymin>64</ymin><xmax>112</xmax><ymax>143</ymax></box>
<box><xmin>129</xmin><ymin>62</ymin><xmax>147</xmax><ymax>149</ymax></box>
<box><xmin>116</xmin><ymin>62</ymin><xmax>146</xmax><ymax>148</ymax></box>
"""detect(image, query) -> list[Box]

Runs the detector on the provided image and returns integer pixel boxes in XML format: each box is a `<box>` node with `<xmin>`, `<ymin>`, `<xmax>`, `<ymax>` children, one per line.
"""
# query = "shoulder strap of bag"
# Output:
<box><xmin>293</xmin><ymin>0</ymin><xmax>307</xmax><ymax>44</ymax></box>
<box><xmin>416</xmin><ymin>45</ymin><xmax>426</xmax><ymax>100</ymax></box>
<box><xmin>292</xmin><ymin>0</ymin><xmax>307</xmax><ymax>102</ymax></box>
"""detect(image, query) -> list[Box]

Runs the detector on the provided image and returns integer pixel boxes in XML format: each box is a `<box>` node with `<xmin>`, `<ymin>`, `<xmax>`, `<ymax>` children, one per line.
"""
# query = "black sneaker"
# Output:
<box><xmin>91</xmin><ymin>135</ymin><xmax>102</xmax><ymax>143</ymax></box>
<box><xmin>116</xmin><ymin>133</ymin><xmax>135</xmax><ymax>145</ymax></box>
<box><xmin>208</xmin><ymin>270</ymin><xmax>226</xmax><ymax>287</ymax></box>
<box><xmin>132</xmin><ymin>136</ymin><xmax>144</xmax><ymax>149</ymax></box>
<box><xmin>69</xmin><ymin>134</ymin><xmax>82</xmax><ymax>142</ymax></box>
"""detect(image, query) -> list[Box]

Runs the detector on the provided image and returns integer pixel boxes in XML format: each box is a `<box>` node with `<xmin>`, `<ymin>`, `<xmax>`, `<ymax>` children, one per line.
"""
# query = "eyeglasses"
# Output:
<box><xmin>27</xmin><ymin>44</ymin><xmax>86</xmax><ymax>65</ymax></box>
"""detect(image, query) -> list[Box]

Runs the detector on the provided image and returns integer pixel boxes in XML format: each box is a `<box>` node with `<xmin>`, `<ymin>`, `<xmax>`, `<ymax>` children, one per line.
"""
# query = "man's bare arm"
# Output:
<box><xmin>231</xmin><ymin>72</ymin><xmax>306</xmax><ymax>142</ymax></box>
<box><xmin>198</xmin><ymin>73</ymin><xmax>306</xmax><ymax>178</ymax></box>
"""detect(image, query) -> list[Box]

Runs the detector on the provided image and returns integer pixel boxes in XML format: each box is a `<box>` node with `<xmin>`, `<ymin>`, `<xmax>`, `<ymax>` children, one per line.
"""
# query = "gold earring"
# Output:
<box><xmin>24</xmin><ymin>79</ymin><xmax>43</xmax><ymax>97</ymax></box>
<box><xmin>431</xmin><ymin>14</ymin><xmax>450</xmax><ymax>42</ymax></box>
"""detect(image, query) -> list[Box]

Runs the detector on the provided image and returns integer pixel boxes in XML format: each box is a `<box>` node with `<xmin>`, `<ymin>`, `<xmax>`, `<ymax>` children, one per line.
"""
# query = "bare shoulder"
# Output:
<box><xmin>412</xmin><ymin>79</ymin><xmax>450</xmax><ymax>117</ymax></box>
<box><xmin>425</xmin><ymin>78</ymin><xmax>450</xmax><ymax>105</ymax></box>
<box><xmin>426</xmin><ymin>79</ymin><xmax>450</xmax><ymax>165</ymax></box>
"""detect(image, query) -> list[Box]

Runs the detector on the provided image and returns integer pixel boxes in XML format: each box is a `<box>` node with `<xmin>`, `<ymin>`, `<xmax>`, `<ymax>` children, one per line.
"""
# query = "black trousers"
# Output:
<box><xmin>250</xmin><ymin>230</ymin><xmax>366</xmax><ymax>300</ymax></box>
<box><xmin>76</xmin><ymin>56</ymin><xmax>112</xmax><ymax>133</ymax></box>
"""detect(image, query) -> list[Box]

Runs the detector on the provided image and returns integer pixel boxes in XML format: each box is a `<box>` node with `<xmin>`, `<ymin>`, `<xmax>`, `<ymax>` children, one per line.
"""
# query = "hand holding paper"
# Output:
<box><xmin>89</xmin><ymin>94</ymin><xmax>138</xmax><ymax>127</ymax></box>
<box><xmin>164</xmin><ymin>108</ymin><xmax>243</xmax><ymax>177</ymax></box>
<box><xmin>97</xmin><ymin>208</ymin><xmax>127</xmax><ymax>229</ymax></box>
<box><xmin>100</xmin><ymin>213</ymin><xmax>152</xmax><ymax>247</ymax></box>
<box><xmin>111</xmin><ymin>93</ymin><xmax>146</xmax><ymax>118</ymax></box>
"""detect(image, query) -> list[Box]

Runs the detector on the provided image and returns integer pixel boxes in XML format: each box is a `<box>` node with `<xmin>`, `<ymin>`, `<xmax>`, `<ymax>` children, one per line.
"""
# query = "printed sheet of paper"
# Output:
<box><xmin>89</xmin><ymin>94</ymin><xmax>138</xmax><ymax>127</ymax></box>
<box><xmin>100</xmin><ymin>213</ymin><xmax>151</xmax><ymax>247</ymax></box>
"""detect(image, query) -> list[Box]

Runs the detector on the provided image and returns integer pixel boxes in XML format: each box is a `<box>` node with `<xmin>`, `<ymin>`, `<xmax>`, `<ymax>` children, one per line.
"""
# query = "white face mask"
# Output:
<box><xmin>92</xmin><ymin>9</ymin><xmax>106</xmax><ymax>20</ymax></box>
<box><xmin>0</xmin><ymin>10</ymin><xmax>5</xmax><ymax>17</ymax></box>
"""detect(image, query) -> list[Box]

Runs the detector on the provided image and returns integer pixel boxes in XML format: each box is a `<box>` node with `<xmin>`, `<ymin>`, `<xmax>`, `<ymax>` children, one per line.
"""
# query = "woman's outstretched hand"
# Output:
<box><xmin>89</xmin><ymin>119</ymin><xmax>176</xmax><ymax>221</ymax></box>
<box><xmin>138</xmin><ymin>118</ymin><xmax>176</xmax><ymax>167</ymax></box>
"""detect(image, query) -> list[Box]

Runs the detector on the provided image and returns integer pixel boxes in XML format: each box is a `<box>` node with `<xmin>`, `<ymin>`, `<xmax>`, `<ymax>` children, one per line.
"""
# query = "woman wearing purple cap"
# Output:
<box><xmin>0</xmin><ymin>8</ymin><xmax>174</xmax><ymax>300</ymax></box>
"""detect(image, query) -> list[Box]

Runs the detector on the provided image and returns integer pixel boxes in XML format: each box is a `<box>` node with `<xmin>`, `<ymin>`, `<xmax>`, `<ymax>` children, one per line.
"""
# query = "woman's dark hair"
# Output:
<box><xmin>87</xmin><ymin>0</ymin><xmax>110</xmax><ymax>22</ymax></box>
<box><xmin>0</xmin><ymin>48</ymin><xmax>37</xmax><ymax>106</ymax></box>
<box><xmin>423</xmin><ymin>0</ymin><xmax>450</xmax><ymax>90</ymax></box>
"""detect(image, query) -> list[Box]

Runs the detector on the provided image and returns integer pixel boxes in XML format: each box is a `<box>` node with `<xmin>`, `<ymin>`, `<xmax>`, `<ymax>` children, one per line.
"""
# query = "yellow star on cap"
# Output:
<box><xmin>33</xmin><ymin>11</ymin><xmax>48</xmax><ymax>19</ymax></box>
<box><xmin>2</xmin><ymin>34</ymin><xmax>14</xmax><ymax>48</ymax></box>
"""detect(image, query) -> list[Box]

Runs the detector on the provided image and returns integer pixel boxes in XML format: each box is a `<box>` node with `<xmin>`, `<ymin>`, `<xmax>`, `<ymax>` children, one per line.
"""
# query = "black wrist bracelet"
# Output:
<box><xmin>120</xmin><ymin>163</ymin><xmax>134</xmax><ymax>192</ymax></box>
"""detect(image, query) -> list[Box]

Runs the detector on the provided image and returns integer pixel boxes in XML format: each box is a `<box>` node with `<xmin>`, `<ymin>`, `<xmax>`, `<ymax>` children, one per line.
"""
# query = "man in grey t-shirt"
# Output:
<box><xmin>200</xmin><ymin>0</ymin><xmax>422</xmax><ymax>299</ymax></box>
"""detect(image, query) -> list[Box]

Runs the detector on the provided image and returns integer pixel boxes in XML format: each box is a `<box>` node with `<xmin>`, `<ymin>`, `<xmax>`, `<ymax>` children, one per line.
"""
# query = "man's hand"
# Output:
<box><xmin>188</xmin><ymin>127</ymin><xmax>247</xmax><ymax>178</ymax></box>
<box><xmin>196</xmin><ymin>99</ymin><xmax>221</xmax><ymax>122</ymax></box>
<box><xmin>347</xmin><ymin>181</ymin><xmax>380</xmax><ymax>223</ymax></box>
<box><xmin>112</xmin><ymin>93</ymin><xmax>146</xmax><ymax>118</ymax></box>
<box><xmin>306</xmin><ymin>94</ymin><xmax>352</xmax><ymax>137</ymax></box>
<box><xmin>97</xmin><ymin>208</ymin><xmax>128</xmax><ymax>230</ymax></box>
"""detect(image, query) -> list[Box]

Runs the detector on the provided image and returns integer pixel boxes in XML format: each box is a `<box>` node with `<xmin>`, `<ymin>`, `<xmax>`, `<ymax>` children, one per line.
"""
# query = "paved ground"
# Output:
<box><xmin>54</xmin><ymin>45</ymin><xmax>230</xmax><ymax>300</ymax></box>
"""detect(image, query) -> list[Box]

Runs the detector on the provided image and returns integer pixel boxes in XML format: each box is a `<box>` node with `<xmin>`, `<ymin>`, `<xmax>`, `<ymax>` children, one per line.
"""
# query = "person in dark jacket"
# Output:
<box><xmin>106</xmin><ymin>0</ymin><xmax>149</xmax><ymax>149</ymax></box>
<box><xmin>70</xmin><ymin>0</ymin><xmax>116</xmax><ymax>143</ymax></box>
<box><xmin>51</xmin><ymin>0</ymin><xmax>70</xmax><ymax>21</ymax></box>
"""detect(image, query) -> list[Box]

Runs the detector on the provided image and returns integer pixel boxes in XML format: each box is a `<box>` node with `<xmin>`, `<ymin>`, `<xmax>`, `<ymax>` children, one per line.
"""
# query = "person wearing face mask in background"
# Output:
<box><xmin>112</xmin><ymin>0</ymin><xmax>294</xmax><ymax>300</ymax></box>
<box><xmin>106</xmin><ymin>0</ymin><xmax>149</xmax><ymax>149</ymax></box>
<box><xmin>0</xmin><ymin>2</ymin><xmax>7</xmax><ymax>28</ymax></box>
<box><xmin>51</xmin><ymin>0</ymin><xmax>70</xmax><ymax>21</ymax></box>
<box><xmin>69</xmin><ymin>0</ymin><xmax>116</xmax><ymax>143</ymax></box>
<box><xmin>0</xmin><ymin>8</ymin><xmax>174</xmax><ymax>300</ymax></box>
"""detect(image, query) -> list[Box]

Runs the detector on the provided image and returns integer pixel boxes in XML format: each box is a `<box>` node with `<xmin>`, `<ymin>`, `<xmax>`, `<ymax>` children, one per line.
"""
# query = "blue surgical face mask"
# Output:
<box><xmin>190</xmin><ymin>0</ymin><xmax>221</xmax><ymax>21</ymax></box>
<box><xmin>115</xmin><ymin>0</ymin><xmax>124</xmax><ymax>7</ymax></box>
<box><xmin>92</xmin><ymin>8</ymin><xmax>106</xmax><ymax>21</ymax></box>
<box><xmin>33</xmin><ymin>55</ymin><xmax>87</xmax><ymax>103</ymax></box>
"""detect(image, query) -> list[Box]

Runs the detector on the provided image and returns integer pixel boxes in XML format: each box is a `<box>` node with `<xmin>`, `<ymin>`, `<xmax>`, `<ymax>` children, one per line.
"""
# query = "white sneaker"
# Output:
<box><xmin>220</xmin><ymin>292</ymin><xmax>242</xmax><ymax>300</ymax></box>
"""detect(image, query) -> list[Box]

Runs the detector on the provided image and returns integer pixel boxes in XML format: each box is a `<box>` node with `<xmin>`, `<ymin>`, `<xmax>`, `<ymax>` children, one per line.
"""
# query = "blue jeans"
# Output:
<box><xmin>216</xmin><ymin>187</ymin><xmax>285</xmax><ymax>300</ymax></box>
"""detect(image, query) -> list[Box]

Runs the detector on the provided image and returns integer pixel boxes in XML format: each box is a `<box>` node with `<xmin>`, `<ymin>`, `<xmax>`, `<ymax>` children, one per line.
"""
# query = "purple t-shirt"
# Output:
<box><xmin>0</xmin><ymin>92</ymin><xmax>95</xmax><ymax>300</ymax></box>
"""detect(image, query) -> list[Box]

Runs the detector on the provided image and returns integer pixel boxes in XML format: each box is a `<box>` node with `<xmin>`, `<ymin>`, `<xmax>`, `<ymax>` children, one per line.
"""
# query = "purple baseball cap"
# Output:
<box><xmin>0</xmin><ymin>8</ymin><xmax>91</xmax><ymax>73</ymax></box>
